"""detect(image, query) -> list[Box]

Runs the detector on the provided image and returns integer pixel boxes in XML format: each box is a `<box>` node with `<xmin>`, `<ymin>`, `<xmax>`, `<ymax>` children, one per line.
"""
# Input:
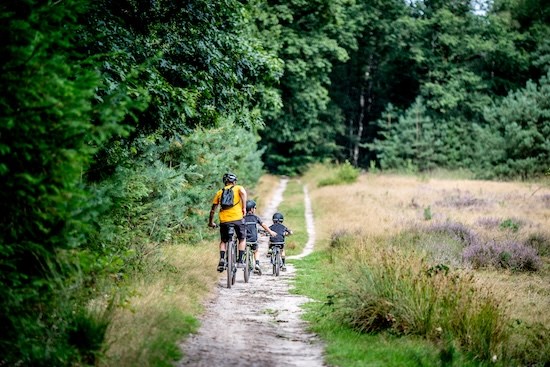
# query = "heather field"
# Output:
<box><xmin>294</xmin><ymin>165</ymin><xmax>550</xmax><ymax>366</ymax></box>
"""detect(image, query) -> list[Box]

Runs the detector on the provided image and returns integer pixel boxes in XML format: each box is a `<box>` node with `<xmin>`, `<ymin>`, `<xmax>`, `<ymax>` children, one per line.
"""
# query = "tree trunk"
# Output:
<box><xmin>352</xmin><ymin>90</ymin><xmax>365</xmax><ymax>167</ymax></box>
<box><xmin>352</xmin><ymin>59</ymin><xmax>374</xmax><ymax>167</ymax></box>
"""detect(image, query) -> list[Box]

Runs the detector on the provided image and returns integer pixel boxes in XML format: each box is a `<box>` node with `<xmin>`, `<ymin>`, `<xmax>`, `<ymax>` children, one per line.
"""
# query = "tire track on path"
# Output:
<box><xmin>177</xmin><ymin>177</ymin><xmax>325</xmax><ymax>367</ymax></box>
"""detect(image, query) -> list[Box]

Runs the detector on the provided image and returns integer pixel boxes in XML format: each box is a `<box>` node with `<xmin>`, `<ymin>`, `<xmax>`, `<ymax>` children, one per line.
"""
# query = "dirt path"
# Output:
<box><xmin>177</xmin><ymin>178</ymin><xmax>326</xmax><ymax>367</ymax></box>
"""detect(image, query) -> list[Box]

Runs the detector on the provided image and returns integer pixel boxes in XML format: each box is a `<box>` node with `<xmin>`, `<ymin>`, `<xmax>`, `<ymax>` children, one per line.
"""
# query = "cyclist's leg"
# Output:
<box><xmin>249</xmin><ymin>242</ymin><xmax>260</xmax><ymax>271</ymax></box>
<box><xmin>218</xmin><ymin>224</ymin><xmax>231</xmax><ymax>272</ymax></box>
<box><xmin>234</xmin><ymin>220</ymin><xmax>247</xmax><ymax>266</ymax></box>
<box><xmin>251</xmin><ymin>243</ymin><xmax>260</xmax><ymax>268</ymax></box>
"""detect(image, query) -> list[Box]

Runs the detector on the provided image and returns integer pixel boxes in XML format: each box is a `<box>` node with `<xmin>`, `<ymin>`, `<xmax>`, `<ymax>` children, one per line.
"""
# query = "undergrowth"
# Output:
<box><xmin>293</xmin><ymin>230</ymin><xmax>549</xmax><ymax>366</ymax></box>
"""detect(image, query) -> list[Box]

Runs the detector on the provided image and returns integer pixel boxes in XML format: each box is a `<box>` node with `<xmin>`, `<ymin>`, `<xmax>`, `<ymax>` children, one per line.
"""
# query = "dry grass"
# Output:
<box><xmin>101</xmin><ymin>242</ymin><xmax>217</xmax><ymax>366</ymax></box>
<box><xmin>307</xmin><ymin>173</ymin><xmax>549</xmax><ymax>243</ymax></box>
<box><xmin>304</xmin><ymin>170</ymin><xmax>550</xmax><ymax>328</ymax></box>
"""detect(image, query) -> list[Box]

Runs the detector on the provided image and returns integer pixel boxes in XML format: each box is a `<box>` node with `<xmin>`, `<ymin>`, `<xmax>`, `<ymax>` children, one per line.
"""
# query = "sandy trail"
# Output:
<box><xmin>177</xmin><ymin>178</ymin><xmax>325</xmax><ymax>367</ymax></box>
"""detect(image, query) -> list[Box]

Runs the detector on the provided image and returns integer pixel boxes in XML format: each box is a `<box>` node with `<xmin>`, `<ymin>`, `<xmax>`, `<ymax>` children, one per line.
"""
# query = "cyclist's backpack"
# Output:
<box><xmin>220</xmin><ymin>185</ymin><xmax>237</xmax><ymax>210</ymax></box>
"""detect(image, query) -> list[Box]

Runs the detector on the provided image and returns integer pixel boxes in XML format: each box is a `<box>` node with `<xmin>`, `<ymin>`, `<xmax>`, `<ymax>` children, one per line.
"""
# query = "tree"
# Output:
<box><xmin>0</xmin><ymin>0</ymin><xmax>142</xmax><ymax>363</ymax></box>
<box><xmin>475</xmin><ymin>72</ymin><xmax>550</xmax><ymax>178</ymax></box>
<box><xmin>329</xmin><ymin>0</ymin><xmax>413</xmax><ymax>167</ymax></box>
<box><xmin>257</xmin><ymin>0</ymin><xmax>358</xmax><ymax>174</ymax></box>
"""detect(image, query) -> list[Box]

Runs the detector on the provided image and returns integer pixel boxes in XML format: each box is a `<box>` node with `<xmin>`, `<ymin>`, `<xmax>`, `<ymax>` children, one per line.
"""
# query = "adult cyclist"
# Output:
<box><xmin>208</xmin><ymin>172</ymin><xmax>248</xmax><ymax>272</ymax></box>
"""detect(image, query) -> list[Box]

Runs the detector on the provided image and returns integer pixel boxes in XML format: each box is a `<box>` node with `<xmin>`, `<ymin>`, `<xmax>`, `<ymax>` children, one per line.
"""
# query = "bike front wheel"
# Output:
<box><xmin>272</xmin><ymin>248</ymin><xmax>281</xmax><ymax>276</ymax></box>
<box><xmin>244</xmin><ymin>248</ymin><xmax>251</xmax><ymax>283</ymax></box>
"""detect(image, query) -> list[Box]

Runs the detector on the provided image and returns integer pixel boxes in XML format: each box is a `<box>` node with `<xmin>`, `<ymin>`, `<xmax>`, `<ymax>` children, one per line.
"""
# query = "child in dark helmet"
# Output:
<box><xmin>244</xmin><ymin>200</ymin><xmax>277</xmax><ymax>273</ymax></box>
<box><xmin>268</xmin><ymin>212</ymin><xmax>293</xmax><ymax>271</ymax></box>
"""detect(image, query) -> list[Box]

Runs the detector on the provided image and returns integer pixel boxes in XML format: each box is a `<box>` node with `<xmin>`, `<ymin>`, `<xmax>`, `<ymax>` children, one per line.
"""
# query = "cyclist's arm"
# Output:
<box><xmin>208</xmin><ymin>203</ymin><xmax>218</xmax><ymax>227</ymax></box>
<box><xmin>261</xmin><ymin>222</ymin><xmax>277</xmax><ymax>237</ymax></box>
<box><xmin>239</xmin><ymin>186</ymin><xmax>247</xmax><ymax>216</ymax></box>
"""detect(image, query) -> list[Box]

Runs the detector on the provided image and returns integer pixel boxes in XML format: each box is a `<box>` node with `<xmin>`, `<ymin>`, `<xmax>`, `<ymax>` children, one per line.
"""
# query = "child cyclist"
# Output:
<box><xmin>244</xmin><ymin>200</ymin><xmax>277</xmax><ymax>273</ymax></box>
<box><xmin>268</xmin><ymin>212</ymin><xmax>293</xmax><ymax>271</ymax></box>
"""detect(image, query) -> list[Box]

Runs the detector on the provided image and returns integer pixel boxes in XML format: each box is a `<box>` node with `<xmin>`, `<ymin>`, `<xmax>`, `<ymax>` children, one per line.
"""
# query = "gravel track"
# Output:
<box><xmin>177</xmin><ymin>178</ymin><xmax>326</xmax><ymax>367</ymax></box>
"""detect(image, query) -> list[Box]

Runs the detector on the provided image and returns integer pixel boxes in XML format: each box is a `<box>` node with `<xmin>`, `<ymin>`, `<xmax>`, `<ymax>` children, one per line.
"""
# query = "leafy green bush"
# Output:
<box><xmin>499</xmin><ymin>218</ymin><xmax>521</xmax><ymax>232</ymax></box>
<box><xmin>318</xmin><ymin>161</ymin><xmax>360</xmax><ymax>187</ymax></box>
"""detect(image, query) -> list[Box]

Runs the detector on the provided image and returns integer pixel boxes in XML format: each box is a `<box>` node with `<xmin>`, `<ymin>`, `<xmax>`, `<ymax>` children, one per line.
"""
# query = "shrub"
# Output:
<box><xmin>462</xmin><ymin>240</ymin><xmax>542</xmax><ymax>271</ymax></box>
<box><xmin>436</xmin><ymin>190</ymin><xmax>487</xmax><ymax>209</ymax></box>
<box><xmin>426</xmin><ymin>221</ymin><xmax>479</xmax><ymax>247</ymax></box>
<box><xmin>525</xmin><ymin>232</ymin><xmax>550</xmax><ymax>257</ymax></box>
<box><xmin>318</xmin><ymin>161</ymin><xmax>360</xmax><ymax>187</ymax></box>
<box><xmin>330</xmin><ymin>229</ymin><xmax>360</xmax><ymax>249</ymax></box>
<box><xmin>475</xmin><ymin>217</ymin><xmax>502</xmax><ymax>229</ymax></box>
<box><xmin>499</xmin><ymin>218</ymin><xmax>523</xmax><ymax>232</ymax></box>
<box><xmin>423</xmin><ymin>206</ymin><xmax>432</xmax><ymax>221</ymax></box>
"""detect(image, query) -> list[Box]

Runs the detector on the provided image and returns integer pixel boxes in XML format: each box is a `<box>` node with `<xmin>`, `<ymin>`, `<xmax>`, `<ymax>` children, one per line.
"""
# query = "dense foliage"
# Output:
<box><xmin>1</xmin><ymin>0</ymin><xmax>277</xmax><ymax>364</ymax></box>
<box><xmin>360</xmin><ymin>0</ymin><xmax>549</xmax><ymax>177</ymax></box>
<box><xmin>1</xmin><ymin>0</ymin><xmax>548</xmax><ymax>364</ymax></box>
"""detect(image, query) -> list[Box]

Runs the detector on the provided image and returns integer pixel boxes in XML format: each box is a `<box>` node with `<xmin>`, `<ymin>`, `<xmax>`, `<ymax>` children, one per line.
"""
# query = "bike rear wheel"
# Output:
<box><xmin>231</xmin><ymin>242</ymin><xmax>237</xmax><ymax>285</ymax></box>
<box><xmin>226</xmin><ymin>240</ymin><xmax>233</xmax><ymax>288</ymax></box>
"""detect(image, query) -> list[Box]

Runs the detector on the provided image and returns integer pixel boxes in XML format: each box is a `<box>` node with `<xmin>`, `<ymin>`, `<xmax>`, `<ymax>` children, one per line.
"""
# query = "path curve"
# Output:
<box><xmin>177</xmin><ymin>178</ymin><xmax>325</xmax><ymax>367</ymax></box>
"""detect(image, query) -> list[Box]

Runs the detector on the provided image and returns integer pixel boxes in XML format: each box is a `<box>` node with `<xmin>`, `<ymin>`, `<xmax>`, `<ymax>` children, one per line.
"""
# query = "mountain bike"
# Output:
<box><xmin>225</xmin><ymin>225</ymin><xmax>237</xmax><ymax>288</ymax></box>
<box><xmin>269</xmin><ymin>243</ymin><xmax>284</xmax><ymax>276</ymax></box>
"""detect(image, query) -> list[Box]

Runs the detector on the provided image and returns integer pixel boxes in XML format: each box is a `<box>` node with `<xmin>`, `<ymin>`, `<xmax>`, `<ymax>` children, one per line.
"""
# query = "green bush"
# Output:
<box><xmin>318</xmin><ymin>161</ymin><xmax>360</xmax><ymax>187</ymax></box>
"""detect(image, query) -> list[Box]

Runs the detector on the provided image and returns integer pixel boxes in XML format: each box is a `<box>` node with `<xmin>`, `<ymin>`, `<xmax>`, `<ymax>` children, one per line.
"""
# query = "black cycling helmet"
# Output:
<box><xmin>272</xmin><ymin>212</ymin><xmax>284</xmax><ymax>223</ymax></box>
<box><xmin>222</xmin><ymin>172</ymin><xmax>237</xmax><ymax>184</ymax></box>
<box><xmin>246</xmin><ymin>199</ymin><xmax>256</xmax><ymax>212</ymax></box>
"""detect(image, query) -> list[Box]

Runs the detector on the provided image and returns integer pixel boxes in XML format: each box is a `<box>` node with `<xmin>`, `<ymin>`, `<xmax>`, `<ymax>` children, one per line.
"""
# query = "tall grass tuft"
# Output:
<box><xmin>69</xmin><ymin>306</ymin><xmax>112</xmax><ymax>365</ymax></box>
<box><xmin>332</xmin><ymin>242</ymin><xmax>507</xmax><ymax>362</ymax></box>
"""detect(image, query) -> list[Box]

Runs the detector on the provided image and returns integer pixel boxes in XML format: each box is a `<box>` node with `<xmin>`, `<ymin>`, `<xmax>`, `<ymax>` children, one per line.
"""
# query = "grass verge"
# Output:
<box><xmin>99</xmin><ymin>242</ymin><xmax>217</xmax><ymax>366</ymax></box>
<box><xmin>278</xmin><ymin>178</ymin><xmax>307</xmax><ymax>256</ymax></box>
<box><xmin>294</xmin><ymin>252</ymin><xmax>483</xmax><ymax>367</ymax></box>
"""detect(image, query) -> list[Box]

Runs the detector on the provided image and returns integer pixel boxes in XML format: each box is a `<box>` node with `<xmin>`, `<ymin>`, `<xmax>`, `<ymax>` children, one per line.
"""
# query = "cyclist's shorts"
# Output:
<box><xmin>248</xmin><ymin>241</ymin><xmax>258</xmax><ymax>251</ymax></box>
<box><xmin>269</xmin><ymin>242</ymin><xmax>285</xmax><ymax>249</ymax></box>
<box><xmin>220</xmin><ymin>219</ymin><xmax>245</xmax><ymax>243</ymax></box>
